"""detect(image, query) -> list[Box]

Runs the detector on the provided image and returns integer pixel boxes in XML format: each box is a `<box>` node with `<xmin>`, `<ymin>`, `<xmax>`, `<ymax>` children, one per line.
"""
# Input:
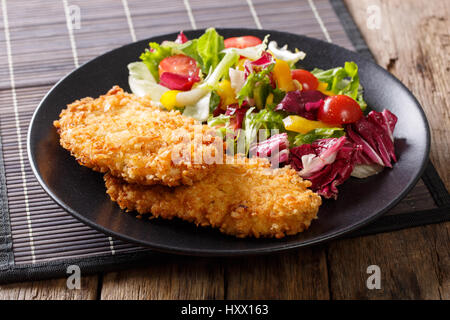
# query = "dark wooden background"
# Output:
<box><xmin>0</xmin><ymin>0</ymin><xmax>448</xmax><ymax>299</ymax></box>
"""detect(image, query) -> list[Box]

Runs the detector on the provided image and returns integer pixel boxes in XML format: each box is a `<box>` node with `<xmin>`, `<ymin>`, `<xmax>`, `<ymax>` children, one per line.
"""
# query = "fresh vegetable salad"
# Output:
<box><xmin>128</xmin><ymin>28</ymin><xmax>398</xmax><ymax>199</ymax></box>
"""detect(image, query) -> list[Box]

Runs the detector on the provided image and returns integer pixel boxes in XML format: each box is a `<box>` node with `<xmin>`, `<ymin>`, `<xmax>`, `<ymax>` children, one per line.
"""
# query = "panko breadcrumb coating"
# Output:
<box><xmin>105</xmin><ymin>156</ymin><xmax>322</xmax><ymax>238</ymax></box>
<box><xmin>54</xmin><ymin>86</ymin><xmax>223</xmax><ymax>186</ymax></box>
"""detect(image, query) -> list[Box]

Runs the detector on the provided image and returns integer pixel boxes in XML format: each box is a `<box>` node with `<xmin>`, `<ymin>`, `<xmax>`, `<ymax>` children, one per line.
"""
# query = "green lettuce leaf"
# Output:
<box><xmin>127</xmin><ymin>62</ymin><xmax>168</xmax><ymax>101</ymax></box>
<box><xmin>207</xmin><ymin>114</ymin><xmax>230</xmax><ymax>127</ymax></box>
<box><xmin>207</xmin><ymin>114</ymin><xmax>233</xmax><ymax>140</ymax></box>
<box><xmin>182</xmin><ymin>92</ymin><xmax>212</xmax><ymax>122</ymax></box>
<box><xmin>242</xmin><ymin>106</ymin><xmax>286</xmax><ymax>154</ymax></box>
<box><xmin>208</xmin><ymin>90</ymin><xmax>221</xmax><ymax>113</ymax></box>
<box><xmin>139</xmin><ymin>43</ymin><xmax>172</xmax><ymax>81</ymax></box>
<box><xmin>311</xmin><ymin>61</ymin><xmax>367</xmax><ymax>110</ymax></box>
<box><xmin>139</xmin><ymin>28</ymin><xmax>225</xmax><ymax>82</ymax></box>
<box><xmin>237</xmin><ymin>64</ymin><xmax>274</xmax><ymax>105</ymax></box>
<box><xmin>195</xmin><ymin>28</ymin><xmax>225</xmax><ymax>74</ymax></box>
<box><xmin>166</xmin><ymin>28</ymin><xmax>225</xmax><ymax>74</ymax></box>
<box><xmin>292</xmin><ymin>128</ymin><xmax>345</xmax><ymax>146</ymax></box>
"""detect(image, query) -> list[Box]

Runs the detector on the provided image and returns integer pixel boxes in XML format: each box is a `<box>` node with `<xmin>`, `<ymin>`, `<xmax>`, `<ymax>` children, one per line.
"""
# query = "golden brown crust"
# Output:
<box><xmin>54</xmin><ymin>86</ymin><xmax>223</xmax><ymax>186</ymax></box>
<box><xmin>104</xmin><ymin>156</ymin><xmax>322</xmax><ymax>238</ymax></box>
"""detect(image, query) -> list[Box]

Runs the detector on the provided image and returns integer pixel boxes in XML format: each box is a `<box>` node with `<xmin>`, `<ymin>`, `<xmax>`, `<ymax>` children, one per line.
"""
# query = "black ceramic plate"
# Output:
<box><xmin>28</xmin><ymin>29</ymin><xmax>430</xmax><ymax>256</ymax></box>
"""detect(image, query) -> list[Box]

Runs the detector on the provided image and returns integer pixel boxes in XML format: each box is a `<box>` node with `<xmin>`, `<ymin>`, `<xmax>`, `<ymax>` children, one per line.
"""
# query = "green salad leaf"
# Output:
<box><xmin>140</xmin><ymin>28</ymin><xmax>225</xmax><ymax>82</ymax></box>
<box><xmin>182</xmin><ymin>92</ymin><xmax>212</xmax><ymax>122</ymax></box>
<box><xmin>208</xmin><ymin>90</ymin><xmax>221</xmax><ymax>113</ymax></box>
<box><xmin>237</xmin><ymin>64</ymin><xmax>274</xmax><ymax>105</ymax></box>
<box><xmin>167</xmin><ymin>28</ymin><xmax>225</xmax><ymax>74</ymax></box>
<box><xmin>207</xmin><ymin>114</ymin><xmax>230</xmax><ymax>127</ymax></box>
<box><xmin>139</xmin><ymin>43</ymin><xmax>172</xmax><ymax>81</ymax></box>
<box><xmin>207</xmin><ymin>114</ymin><xmax>234</xmax><ymax>140</ymax></box>
<box><xmin>195</xmin><ymin>28</ymin><xmax>225</xmax><ymax>74</ymax></box>
<box><xmin>242</xmin><ymin>106</ymin><xmax>286</xmax><ymax>154</ymax></box>
<box><xmin>311</xmin><ymin>61</ymin><xmax>367</xmax><ymax>110</ymax></box>
<box><xmin>127</xmin><ymin>62</ymin><xmax>168</xmax><ymax>101</ymax></box>
<box><xmin>292</xmin><ymin>127</ymin><xmax>345</xmax><ymax>146</ymax></box>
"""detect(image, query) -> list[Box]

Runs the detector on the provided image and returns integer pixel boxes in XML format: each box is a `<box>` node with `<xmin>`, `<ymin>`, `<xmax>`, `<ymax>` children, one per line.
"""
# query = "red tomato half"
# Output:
<box><xmin>224</xmin><ymin>36</ymin><xmax>262</xmax><ymax>49</ymax></box>
<box><xmin>291</xmin><ymin>69</ymin><xmax>319</xmax><ymax>91</ymax></box>
<box><xmin>318</xmin><ymin>95</ymin><xmax>363</xmax><ymax>125</ymax></box>
<box><xmin>158</xmin><ymin>54</ymin><xmax>200</xmax><ymax>78</ymax></box>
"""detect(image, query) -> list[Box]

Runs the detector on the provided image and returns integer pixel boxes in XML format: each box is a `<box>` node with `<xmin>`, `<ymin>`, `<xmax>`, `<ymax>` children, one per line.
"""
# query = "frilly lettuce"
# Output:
<box><xmin>237</xmin><ymin>63</ymin><xmax>274</xmax><ymax>105</ymax></box>
<box><xmin>182</xmin><ymin>92</ymin><xmax>212</xmax><ymax>122</ymax></box>
<box><xmin>292</xmin><ymin>128</ymin><xmax>345</xmax><ymax>146</ymax></box>
<box><xmin>229</xmin><ymin>68</ymin><xmax>246</xmax><ymax>94</ymax></box>
<box><xmin>267</xmin><ymin>41</ymin><xmax>306</xmax><ymax>67</ymax></box>
<box><xmin>243</xmin><ymin>106</ymin><xmax>286</xmax><ymax>154</ymax></box>
<box><xmin>176</xmin><ymin>51</ymin><xmax>239</xmax><ymax>106</ymax></box>
<box><xmin>311</xmin><ymin>61</ymin><xmax>367</xmax><ymax>110</ymax></box>
<box><xmin>127</xmin><ymin>62</ymin><xmax>168</xmax><ymax>101</ymax></box>
<box><xmin>139</xmin><ymin>43</ymin><xmax>172</xmax><ymax>81</ymax></box>
<box><xmin>178</xmin><ymin>51</ymin><xmax>239</xmax><ymax>120</ymax></box>
<box><xmin>161</xmin><ymin>28</ymin><xmax>224</xmax><ymax>74</ymax></box>
<box><xmin>351</xmin><ymin>163</ymin><xmax>383</xmax><ymax>178</ymax></box>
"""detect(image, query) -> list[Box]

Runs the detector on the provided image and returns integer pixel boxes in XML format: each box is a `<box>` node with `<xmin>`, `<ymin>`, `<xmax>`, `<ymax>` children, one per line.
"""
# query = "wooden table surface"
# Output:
<box><xmin>0</xmin><ymin>0</ymin><xmax>448</xmax><ymax>300</ymax></box>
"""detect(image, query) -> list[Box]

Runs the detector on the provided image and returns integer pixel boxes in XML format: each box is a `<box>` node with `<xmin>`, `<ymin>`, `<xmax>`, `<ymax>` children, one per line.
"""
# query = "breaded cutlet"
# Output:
<box><xmin>104</xmin><ymin>156</ymin><xmax>322</xmax><ymax>238</ymax></box>
<box><xmin>54</xmin><ymin>86</ymin><xmax>223</xmax><ymax>186</ymax></box>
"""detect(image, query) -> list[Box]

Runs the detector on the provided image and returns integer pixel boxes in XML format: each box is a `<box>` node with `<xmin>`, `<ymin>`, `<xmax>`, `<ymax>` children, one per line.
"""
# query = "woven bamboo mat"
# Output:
<box><xmin>0</xmin><ymin>0</ymin><xmax>448</xmax><ymax>283</ymax></box>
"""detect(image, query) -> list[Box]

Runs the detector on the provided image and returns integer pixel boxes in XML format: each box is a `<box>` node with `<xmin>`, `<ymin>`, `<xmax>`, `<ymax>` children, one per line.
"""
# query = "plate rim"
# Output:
<box><xmin>27</xmin><ymin>28</ymin><xmax>431</xmax><ymax>256</ymax></box>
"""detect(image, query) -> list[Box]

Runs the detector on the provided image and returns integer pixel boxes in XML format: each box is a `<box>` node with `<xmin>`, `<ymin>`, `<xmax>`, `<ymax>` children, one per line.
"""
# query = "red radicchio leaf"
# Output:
<box><xmin>175</xmin><ymin>31</ymin><xmax>188</xmax><ymax>44</ymax></box>
<box><xmin>287</xmin><ymin>109</ymin><xmax>398</xmax><ymax>199</ymax></box>
<box><xmin>275</xmin><ymin>90</ymin><xmax>326</xmax><ymax>120</ymax></box>
<box><xmin>159</xmin><ymin>72</ymin><xmax>199</xmax><ymax>91</ymax></box>
<box><xmin>347</xmin><ymin>110</ymin><xmax>397</xmax><ymax>167</ymax></box>
<box><xmin>244</xmin><ymin>51</ymin><xmax>275</xmax><ymax>78</ymax></box>
<box><xmin>212</xmin><ymin>105</ymin><xmax>225</xmax><ymax>117</ymax></box>
<box><xmin>289</xmin><ymin>137</ymin><xmax>361</xmax><ymax>199</ymax></box>
<box><xmin>290</xmin><ymin>137</ymin><xmax>347</xmax><ymax>176</ymax></box>
<box><xmin>250</xmin><ymin>133</ymin><xmax>290</xmax><ymax>168</ymax></box>
<box><xmin>225</xmin><ymin>104</ymin><xmax>248</xmax><ymax>130</ymax></box>
<box><xmin>249</xmin><ymin>133</ymin><xmax>289</xmax><ymax>157</ymax></box>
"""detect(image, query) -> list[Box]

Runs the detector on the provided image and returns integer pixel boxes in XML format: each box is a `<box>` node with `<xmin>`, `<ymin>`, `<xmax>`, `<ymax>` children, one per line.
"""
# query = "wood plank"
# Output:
<box><xmin>324</xmin><ymin>0</ymin><xmax>450</xmax><ymax>300</ymax></box>
<box><xmin>327</xmin><ymin>223</ymin><xmax>449</xmax><ymax>299</ymax></box>
<box><xmin>0</xmin><ymin>275</ymin><xmax>98</xmax><ymax>300</ymax></box>
<box><xmin>100</xmin><ymin>256</ymin><xmax>224</xmax><ymax>299</ymax></box>
<box><xmin>343</xmin><ymin>0</ymin><xmax>450</xmax><ymax>190</ymax></box>
<box><xmin>225</xmin><ymin>246</ymin><xmax>330</xmax><ymax>299</ymax></box>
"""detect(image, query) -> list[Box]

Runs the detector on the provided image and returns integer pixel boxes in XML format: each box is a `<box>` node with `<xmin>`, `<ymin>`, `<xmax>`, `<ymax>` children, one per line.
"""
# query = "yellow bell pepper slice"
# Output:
<box><xmin>217</xmin><ymin>79</ymin><xmax>237</xmax><ymax>108</ymax></box>
<box><xmin>283</xmin><ymin>115</ymin><xmax>335</xmax><ymax>134</ymax></box>
<box><xmin>237</xmin><ymin>58</ymin><xmax>247</xmax><ymax>71</ymax></box>
<box><xmin>160</xmin><ymin>90</ymin><xmax>182</xmax><ymax>110</ymax></box>
<box><xmin>317</xmin><ymin>82</ymin><xmax>334</xmax><ymax>96</ymax></box>
<box><xmin>265</xmin><ymin>93</ymin><xmax>274</xmax><ymax>106</ymax></box>
<box><xmin>273</xmin><ymin>59</ymin><xmax>296</xmax><ymax>92</ymax></box>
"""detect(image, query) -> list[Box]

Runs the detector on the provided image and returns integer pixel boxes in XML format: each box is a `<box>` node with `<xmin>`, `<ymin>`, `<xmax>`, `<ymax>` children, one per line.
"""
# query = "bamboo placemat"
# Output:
<box><xmin>0</xmin><ymin>0</ymin><xmax>448</xmax><ymax>283</ymax></box>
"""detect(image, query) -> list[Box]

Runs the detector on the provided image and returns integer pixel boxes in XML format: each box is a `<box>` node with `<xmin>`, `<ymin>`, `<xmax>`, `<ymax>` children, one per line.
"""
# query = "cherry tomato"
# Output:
<box><xmin>224</xmin><ymin>36</ymin><xmax>262</xmax><ymax>49</ymax></box>
<box><xmin>318</xmin><ymin>95</ymin><xmax>363</xmax><ymax>125</ymax></box>
<box><xmin>291</xmin><ymin>69</ymin><xmax>319</xmax><ymax>91</ymax></box>
<box><xmin>158</xmin><ymin>54</ymin><xmax>200</xmax><ymax>78</ymax></box>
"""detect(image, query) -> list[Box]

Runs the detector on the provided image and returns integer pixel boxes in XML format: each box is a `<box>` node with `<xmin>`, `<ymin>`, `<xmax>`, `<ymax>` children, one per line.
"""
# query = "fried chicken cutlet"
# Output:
<box><xmin>54</xmin><ymin>86</ymin><xmax>223</xmax><ymax>186</ymax></box>
<box><xmin>105</xmin><ymin>156</ymin><xmax>322</xmax><ymax>238</ymax></box>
